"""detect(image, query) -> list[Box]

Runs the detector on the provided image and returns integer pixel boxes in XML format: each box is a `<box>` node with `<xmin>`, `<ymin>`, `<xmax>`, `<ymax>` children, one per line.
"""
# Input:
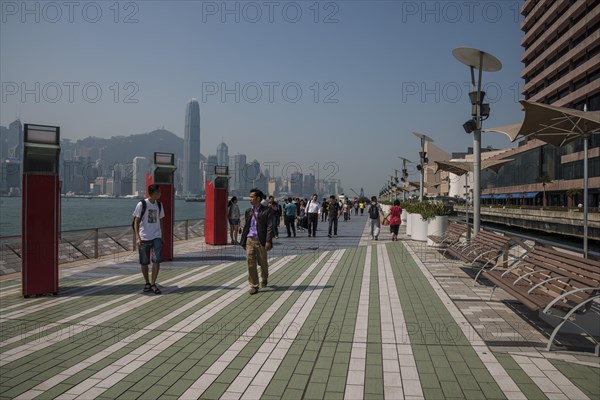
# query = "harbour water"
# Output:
<box><xmin>0</xmin><ymin>197</ymin><xmax>251</xmax><ymax>237</ymax></box>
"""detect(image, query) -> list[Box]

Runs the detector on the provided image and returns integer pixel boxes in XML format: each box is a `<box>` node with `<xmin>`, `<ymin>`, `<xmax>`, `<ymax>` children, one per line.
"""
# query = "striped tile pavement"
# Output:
<box><xmin>0</xmin><ymin>214</ymin><xmax>598</xmax><ymax>399</ymax></box>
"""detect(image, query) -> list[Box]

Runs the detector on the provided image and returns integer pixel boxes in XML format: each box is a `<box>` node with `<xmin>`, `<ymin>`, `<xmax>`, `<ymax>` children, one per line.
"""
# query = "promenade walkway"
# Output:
<box><xmin>0</xmin><ymin>214</ymin><xmax>598</xmax><ymax>399</ymax></box>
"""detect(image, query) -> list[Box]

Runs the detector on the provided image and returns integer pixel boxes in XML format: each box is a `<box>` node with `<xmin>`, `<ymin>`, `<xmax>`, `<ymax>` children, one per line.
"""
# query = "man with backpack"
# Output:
<box><xmin>132</xmin><ymin>184</ymin><xmax>165</xmax><ymax>294</ymax></box>
<box><xmin>368</xmin><ymin>196</ymin><xmax>383</xmax><ymax>240</ymax></box>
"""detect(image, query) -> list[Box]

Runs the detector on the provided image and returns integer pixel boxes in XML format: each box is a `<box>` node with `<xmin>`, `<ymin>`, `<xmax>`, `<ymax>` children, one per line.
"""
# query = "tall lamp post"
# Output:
<box><xmin>452</xmin><ymin>48</ymin><xmax>502</xmax><ymax>235</ymax></box>
<box><xmin>412</xmin><ymin>132</ymin><xmax>433</xmax><ymax>201</ymax></box>
<box><xmin>398</xmin><ymin>157</ymin><xmax>412</xmax><ymax>201</ymax></box>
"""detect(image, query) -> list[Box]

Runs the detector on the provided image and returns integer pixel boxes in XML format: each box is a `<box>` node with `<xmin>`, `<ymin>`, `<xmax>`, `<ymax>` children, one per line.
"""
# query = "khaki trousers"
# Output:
<box><xmin>246</xmin><ymin>237</ymin><xmax>268</xmax><ymax>288</ymax></box>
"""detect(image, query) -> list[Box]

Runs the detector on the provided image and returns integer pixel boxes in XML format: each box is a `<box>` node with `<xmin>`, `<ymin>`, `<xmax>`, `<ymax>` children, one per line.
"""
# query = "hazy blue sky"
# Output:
<box><xmin>1</xmin><ymin>0</ymin><xmax>526</xmax><ymax>195</ymax></box>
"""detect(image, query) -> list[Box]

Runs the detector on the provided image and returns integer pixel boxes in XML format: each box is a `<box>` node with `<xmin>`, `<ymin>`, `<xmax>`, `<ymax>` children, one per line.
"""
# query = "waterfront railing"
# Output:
<box><xmin>0</xmin><ymin>219</ymin><xmax>204</xmax><ymax>275</ymax></box>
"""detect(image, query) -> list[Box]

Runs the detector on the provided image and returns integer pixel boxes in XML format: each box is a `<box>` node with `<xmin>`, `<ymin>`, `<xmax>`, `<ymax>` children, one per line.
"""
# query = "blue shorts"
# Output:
<box><xmin>229</xmin><ymin>218</ymin><xmax>240</xmax><ymax>225</ymax></box>
<box><xmin>139</xmin><ymin>238</ymin><xmax>162</xmax><ymax>265</ymax></box>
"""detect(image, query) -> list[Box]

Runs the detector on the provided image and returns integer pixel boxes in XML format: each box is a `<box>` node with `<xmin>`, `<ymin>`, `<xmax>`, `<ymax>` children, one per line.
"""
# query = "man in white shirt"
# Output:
<box><xmin>306</xmin><ymin>194</ymin><xmax>320</xmax><ymax>237</ymax></box>
<box><xmin>132</xmin><ymin>184</ymin><xmax>165</xmax><ymax>294</ymax></box>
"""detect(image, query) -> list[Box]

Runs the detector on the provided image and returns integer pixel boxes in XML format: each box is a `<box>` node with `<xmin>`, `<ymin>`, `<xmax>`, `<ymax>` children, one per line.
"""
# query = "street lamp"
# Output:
<box><xmin>412</xmin><ymin>132</ymin><xmax>433</xmax><ymax>201</ymax></box>
<box><xmin>452</xmin><ymin>47</ymin><xmax>502</xmax><ymax>235</ymax></box>
<box><xmin>398</xmin><ymin>157</ymin><xmax>413</xmax><ymax>201</ymax></box>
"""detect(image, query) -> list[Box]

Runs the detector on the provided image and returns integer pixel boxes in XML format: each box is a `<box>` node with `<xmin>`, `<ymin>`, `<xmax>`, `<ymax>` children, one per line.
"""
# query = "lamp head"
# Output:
<box><xmin>463</xmin><ymin>119</ymin><xmax>476</xmax><ymax>133</ymax></box>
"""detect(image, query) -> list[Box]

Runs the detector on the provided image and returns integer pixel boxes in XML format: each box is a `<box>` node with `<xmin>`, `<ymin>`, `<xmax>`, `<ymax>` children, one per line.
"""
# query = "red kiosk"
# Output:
<box><xmin>205</xmin><ymin>166</ymin><xmax>229</xmax><ymax>245</ymax></box>
<box><xmin>22</xmin><ymin>124</ymin><xmax>61</xmax><ymax>297</ymax></box>
<box><xmin>153</xmin><ymin>152</ymin><xmax>176</xmax><ymax>261</ymax></box>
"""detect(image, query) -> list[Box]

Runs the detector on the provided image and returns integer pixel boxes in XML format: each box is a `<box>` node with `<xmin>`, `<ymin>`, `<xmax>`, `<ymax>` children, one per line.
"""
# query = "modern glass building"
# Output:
<box><xmin>183</xmin><ymin>99</ymin><xmax>201</xmax><ymax>195</ymax></box>
<box><xmin>481</xmin><ymin>0</ymin><xmax>600</xmax><ymax>208</ymax></box>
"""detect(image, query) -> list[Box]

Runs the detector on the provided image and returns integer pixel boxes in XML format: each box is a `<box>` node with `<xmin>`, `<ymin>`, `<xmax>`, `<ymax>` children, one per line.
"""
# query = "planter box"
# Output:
<box><xmin>411</xmin><ymin>213</ymin><xmax>428</xmax><ymax>241</ymax></box>
<box><xmin>401</xmin><ymin>209</ymin><xmax>408</xmax><ymax>224</ymax></box>
<box><xmin>427</xmin><ymin>215</ymin><xmax>449</xmax><ymax>246</ymax></box>
<box><xmin>406</xmin><ymin>212</ymin><xmax>412</xmax><ymax>236</ymax></box>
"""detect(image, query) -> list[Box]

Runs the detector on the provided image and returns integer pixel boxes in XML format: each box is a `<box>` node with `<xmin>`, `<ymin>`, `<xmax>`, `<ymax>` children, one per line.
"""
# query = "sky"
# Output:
<box><xmin>1</xmin><ymin>0</ymin><xmax>527</xmax><ymax>196</ymax></box>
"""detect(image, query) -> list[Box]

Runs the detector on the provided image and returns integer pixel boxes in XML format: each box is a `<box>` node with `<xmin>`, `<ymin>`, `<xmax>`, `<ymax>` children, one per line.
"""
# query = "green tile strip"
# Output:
<box><xmin>495</xmin><ymin>353</ymin><xmax>549</xmax><ymax>400</ymax></box>
<box><xmin>177</xmin><ymin>251</ymin><xmax>336</xmax><ymax>399</ymax></box>
<box><xmin>1</xmin><ymin>258</ymin><xmax>293</xmax><ymax>398</ymax></box>
<box><xmin>364</xmin><ymin>246</ymin><xmax>384</xmax><ymax>399</ymax></box>
<box><xmin>550</xmin><ymin>359</ymin><xmax>600</xmax><ymax>399</ymax></box>
<box><xmin>386</xmin><ymin>242</ymin><xmax>508</xmax><ymax>400</ymax></box>
<box><xmin>261</xmin><ymin>247</ymin><xmax>366</xmax><ymax>399</ymax></box>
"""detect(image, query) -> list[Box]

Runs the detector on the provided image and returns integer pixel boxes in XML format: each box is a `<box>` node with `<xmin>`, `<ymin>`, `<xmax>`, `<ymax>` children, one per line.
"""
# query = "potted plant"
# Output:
<box><xmin>400</xmin><ymin>200</ymin><xmax>409</xmax><ymax>225</ymax></box>
<box><xmin>424</xmin><ymin>201</ymin><xmax>449</xmax><ymax>246</ymax></box>
<box><xmin>410</xmin><ymin>201</ymin><xmax>429</xmax><ymax>242</ymax></box>
<box><xmin>404</xmin><ymin>201</ymin><xmax>416</xmax><ymax>236</ymax></box>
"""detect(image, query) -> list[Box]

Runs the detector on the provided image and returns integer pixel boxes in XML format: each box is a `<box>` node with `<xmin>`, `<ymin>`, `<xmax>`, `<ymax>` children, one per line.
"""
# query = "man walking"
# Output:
<box><xmin>368</xmin><ymin>196</ymin><xmax>383</xmax><ymax>240</ymax></box>
<box><xmin>327</xmin><ymin>195</ymin><xmax>340</xmax><ymax>238</ymax></box>
<box><xmin>283</xmin><ymin>197</ymin><xmax>297</xmax><ymax>238</ymax></box>
<box><xmin>240</xmin><ymin>188</ymin><xmax>274</xmax><ymax>295</ymax></box>
<box><xmin>306</xmin><ymin>194</ymin><xmax>320</xmax><ymax>237</ymax></box>
<box><xmin>133</xmin><ymin>184</ymin><xmax>164</xmax><ymax>294</ymax></box>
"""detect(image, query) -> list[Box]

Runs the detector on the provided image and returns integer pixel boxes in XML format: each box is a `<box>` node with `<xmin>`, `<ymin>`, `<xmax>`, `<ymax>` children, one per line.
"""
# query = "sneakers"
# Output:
<box><xmin>249</xmin><ymin>287</ymin><xmax>258</xmax><ymax>295</ymax></box>
<box><xmin>328</xmin><ymin>234</ymin><xmax>332</xmax><ymax>238</ymax></box>
<box><xmin>334</xmin><ymin>234</ymin><xmax>338</xmax><ymax>237</ymax></box>
<box><xmin>261</xmin><ymin>280</ymin><xmax>268</xmax><ymax>288</ymax></box>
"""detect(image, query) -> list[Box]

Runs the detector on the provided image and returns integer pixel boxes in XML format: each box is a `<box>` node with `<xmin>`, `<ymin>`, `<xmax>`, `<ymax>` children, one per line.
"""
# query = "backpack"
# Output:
<box><xmin>132</xmin><ymin>199</ymin><xmax>162</xmax><ymax>231</ymax></box>
<box><xmin>369</xmin><ymin>204</ymin><xmax>379</xmax><ymax>219</ymax></box>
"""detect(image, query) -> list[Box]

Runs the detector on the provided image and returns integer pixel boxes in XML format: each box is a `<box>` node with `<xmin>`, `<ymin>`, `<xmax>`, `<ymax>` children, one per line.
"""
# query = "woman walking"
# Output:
<box><xmin>228</xmin><ymin>196</ymin><xmax>241</xmax><ymax>244</ymax></box>
<box><xmin>386</xmin><ymin>199</ymin><xmax>402</xmax><ymax>241</ymax></box>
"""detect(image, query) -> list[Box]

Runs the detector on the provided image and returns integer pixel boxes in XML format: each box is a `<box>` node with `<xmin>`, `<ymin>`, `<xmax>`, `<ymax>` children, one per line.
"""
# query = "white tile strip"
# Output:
<box><xmin>13</xmin><ymin>258</ymin><xmax>267</xmax><ymax>399</ymax></box>
<box><xmin>0</xmin><ymin>286</ymin><xmax>25</xmax><ymax>298</ymax></box>
<box><xmin>358</xmin><ymin>218</ymin><xmax>373</xmax><ymax>247</ymax></box>
<box><xmin>54</xmin><ymin>256</ymin><xmax>296</xmax><ymax>400</ymax></box>
<box><xmin>511</xmin><ymin>354</ymin><xmax>590</xmax><ymax>400</ymax></box>
<box><xmin>402</xmin><ymin>242</ymin><xmax>527</xmax><ymax>400</ymax></box>
<box><xmin>344</xmin><ymin>246</ymin><xmax>371</xmax><ymax>399</ymax></box>
<box><xmin>377</xmin><ymin>244</ymin><xmax>424</xmax><ymax>400</ymax></box>
<box><xmin>179</xmin><ymin>251</ymin><xmax>334</xmax><ymax>399</ymax></box>
<box><xmin>221</xmin><ymin>250</ymin><xmax>346</xmax><ymax>400</ymax></box>
<box><xmin>0</xmin><ymin>264</ymin><xmax>216</xmax><ymax>348</ymax></box>
<box><xmin>2</xmin><ymin>262</ymin><xmax>229</xmax><ymax>368</ymax></box>
<box><xmin>0</xmin><ymin>283</ymin><xmax>21</xmax><ymax>292</ymax></box>
<box><xmin>0</xmin><ymin>275</ymin><xmax>127</xmax><ymax>315</ymax></box>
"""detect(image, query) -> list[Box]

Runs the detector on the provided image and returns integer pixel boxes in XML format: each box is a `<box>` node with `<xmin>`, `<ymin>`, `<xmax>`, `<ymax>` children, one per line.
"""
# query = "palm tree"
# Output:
<box><xmin>536</xmin><ymin>175</ymin><xmax>552</xmax><ymax>208</ymax></box>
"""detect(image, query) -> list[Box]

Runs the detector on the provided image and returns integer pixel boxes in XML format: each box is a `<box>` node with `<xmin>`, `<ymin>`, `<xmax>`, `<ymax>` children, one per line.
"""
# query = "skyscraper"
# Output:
<box><xmin>216</xmin><ymin>142</ymin><xmax>229</xmax><ymax>167</ymax></box>
<box><xmin>183</xmin><ymin>98</ymin><xmax>201</xmax><ymax>195</ymax></box>
<box><xmin>132</xmin><ymin>156</ymin><xmax>149</xmax><ymax>197</ymax></box>
<box><xmin>229</xmin><ymin>154</ymin><xmax>247</xmax><ymax>194</ymax></box>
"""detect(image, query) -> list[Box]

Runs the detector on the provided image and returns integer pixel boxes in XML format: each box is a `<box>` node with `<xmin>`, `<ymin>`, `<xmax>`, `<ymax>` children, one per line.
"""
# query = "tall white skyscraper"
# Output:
<box><xmin>183</xmin><ymin>98</ymin><xmax>201</xmax><ymax>195</ymax></box>
<box><xmin>132</xmin><ymin>156</ymin><xmax>149</xmax><ymax>197</ymax></box>
<box><xmin>216</xmin><ymin>142</ymin><xmax>229</xmax><ymax>167</ymax></box>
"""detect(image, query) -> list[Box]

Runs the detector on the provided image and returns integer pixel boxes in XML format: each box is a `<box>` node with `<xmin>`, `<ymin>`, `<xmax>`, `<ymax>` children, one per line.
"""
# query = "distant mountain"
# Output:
<box><xmin>0</xmin><ymin>124</ymin><xmax>207</xmax><ymax>171</ymax></box>
<box><xmin>61</xmin><ymin>129</ymin><xmax>205</xmax><ymax>168</ymax></box>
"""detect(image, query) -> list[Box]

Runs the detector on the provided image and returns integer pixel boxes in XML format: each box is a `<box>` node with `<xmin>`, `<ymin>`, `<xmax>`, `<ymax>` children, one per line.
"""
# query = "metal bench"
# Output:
<box><xmin>483</xmin><ymin>246</ymin><xmax>600</xmax><ymax>353</ymax></box>
<box><xmin>444</xmin><ymin>229</ymin><xmax>513</xmax><ymax>269</ymax></box>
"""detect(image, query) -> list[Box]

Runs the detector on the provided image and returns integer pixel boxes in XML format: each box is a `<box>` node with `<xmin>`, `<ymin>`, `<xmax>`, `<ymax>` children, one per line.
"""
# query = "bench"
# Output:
<box><xmin>483</xmin><ymin>246</ymin><xmax>600</xmax><ymax>353</ymax></box>
<box><xmin>427</xmin><ymin>222</ymin><xmax>467</xmax><ymax>247</ymax></box>
<box><xmin>444</xmin><ymin>229</ymin><xmax>513</xmax><ymax>269</ymax></box>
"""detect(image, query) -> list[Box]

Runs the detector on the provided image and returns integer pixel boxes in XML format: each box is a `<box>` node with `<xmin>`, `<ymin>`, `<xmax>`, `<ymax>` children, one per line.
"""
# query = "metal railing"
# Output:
<box><xmin>0</xmin><ymin>219</ymin><xmax>204</xmax><ymax>275</ymax></box>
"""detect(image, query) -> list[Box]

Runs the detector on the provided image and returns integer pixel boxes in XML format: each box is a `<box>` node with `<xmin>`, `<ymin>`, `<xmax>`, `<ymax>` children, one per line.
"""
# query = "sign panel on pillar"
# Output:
<box><xmin>22</xmin><ymin>124</ymin><xmax>61</xmax><ymax>297</ymax></box>
<box><xmin>205</xmin><ymin>166</ymin><xmax>229</xmax><ymax>245</ymax></box>
<box><xmin>153</xmin><ymin>152</ymin><xmax>176</xmax><ymax>261</ymax></box>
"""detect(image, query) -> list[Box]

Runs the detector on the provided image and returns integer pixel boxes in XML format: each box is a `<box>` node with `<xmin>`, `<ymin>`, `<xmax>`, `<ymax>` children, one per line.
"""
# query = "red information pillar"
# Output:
<box><xmin>21</xmin><ymin>124</ymin><xmax>61</xmax><ymax>297</ymax></box>
<box><xmin>152</xmin><ymin>152</ymin><xmax>176</xmax><ymax>261</ymax></box>
<box><xmin>205</xmin><ymin>167</ymin><xmax>229</xmax><ymax>245</ymax></box>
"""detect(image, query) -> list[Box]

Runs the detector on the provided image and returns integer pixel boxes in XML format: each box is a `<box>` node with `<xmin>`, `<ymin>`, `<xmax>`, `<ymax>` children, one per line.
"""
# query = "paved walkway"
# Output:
<box><xmin>0</xmin><ymin>214</ymin><xmax>598</xmax><ymax>399</ymax></box>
